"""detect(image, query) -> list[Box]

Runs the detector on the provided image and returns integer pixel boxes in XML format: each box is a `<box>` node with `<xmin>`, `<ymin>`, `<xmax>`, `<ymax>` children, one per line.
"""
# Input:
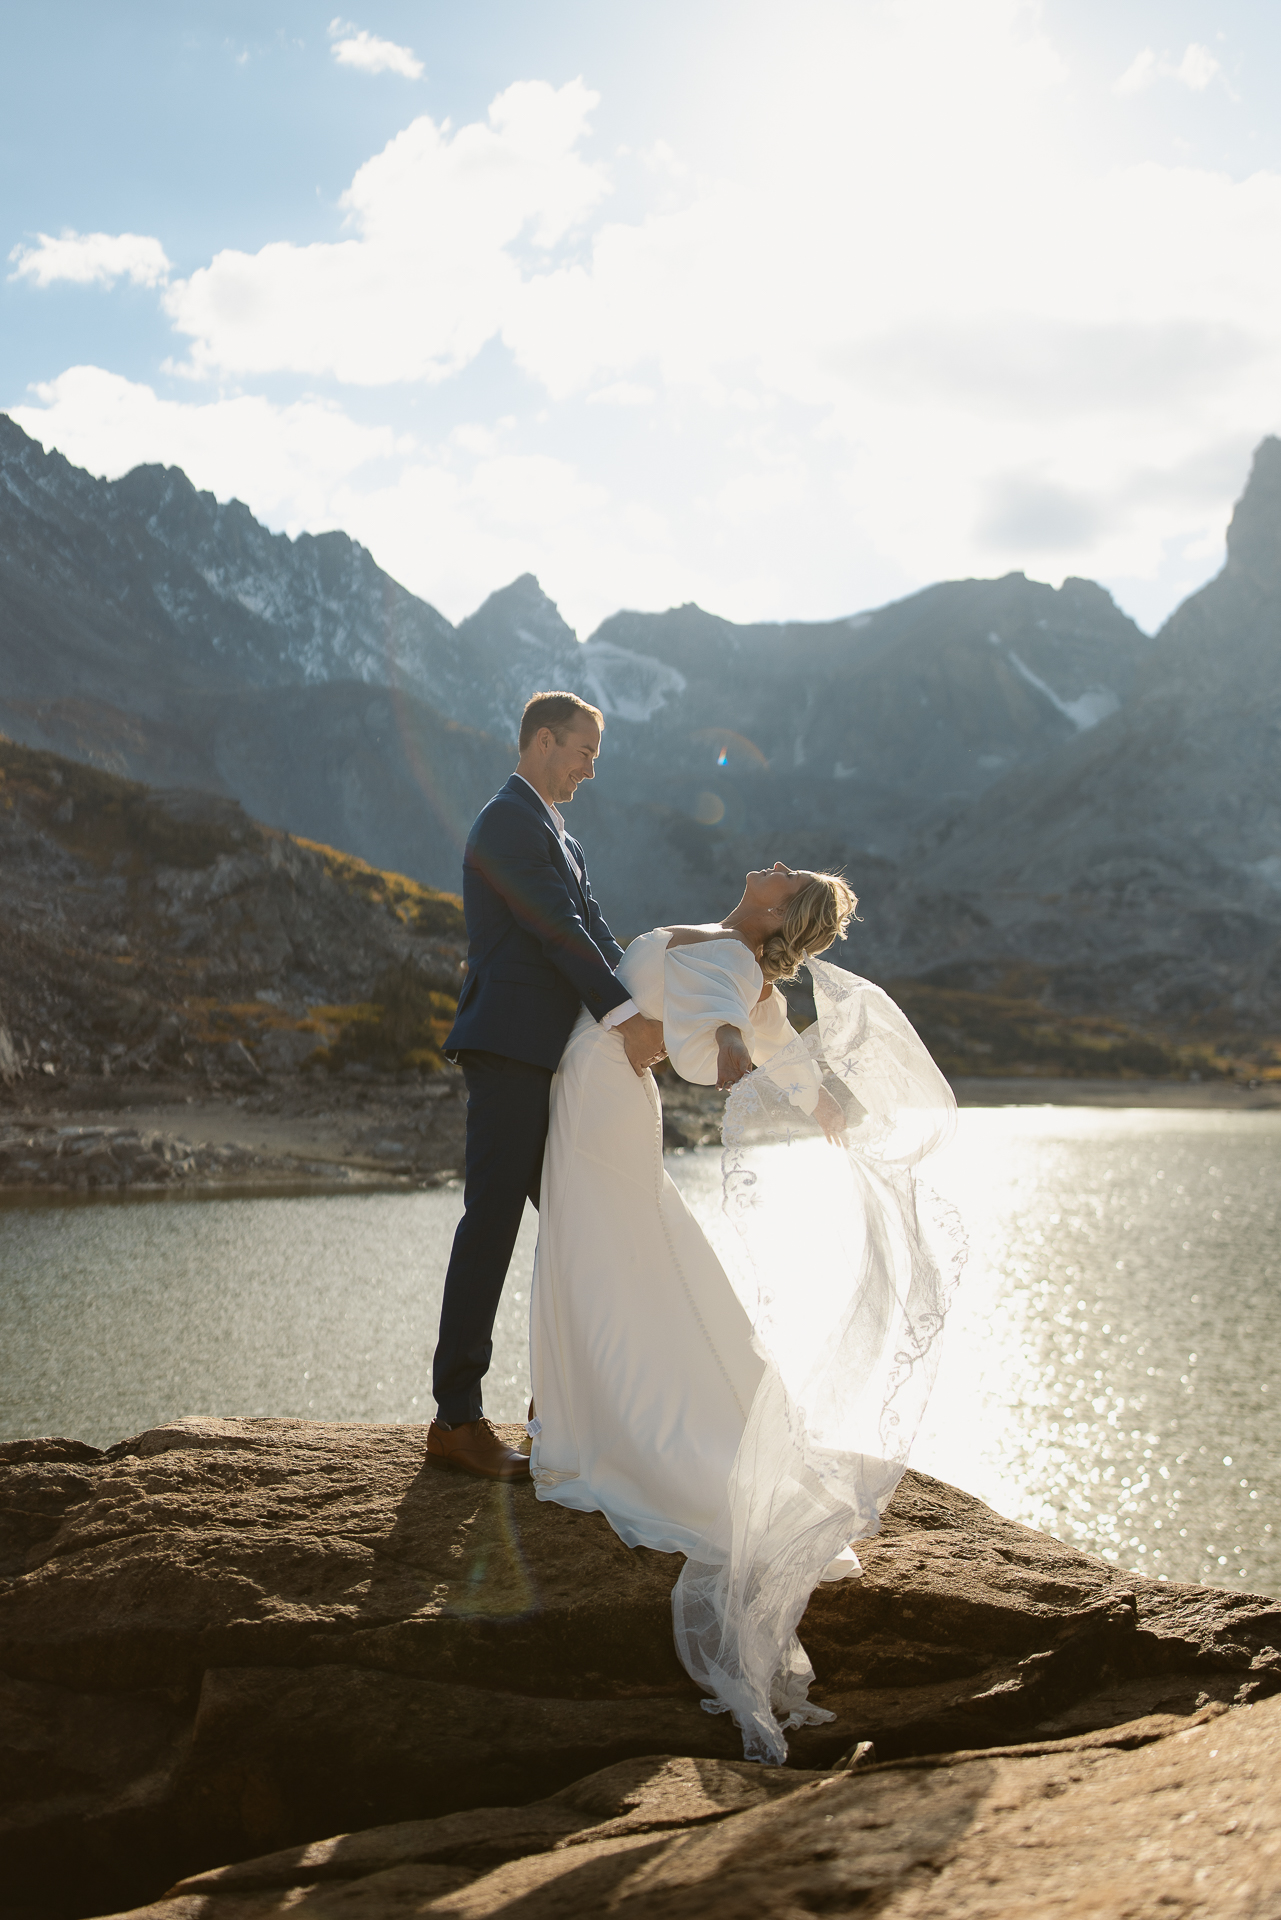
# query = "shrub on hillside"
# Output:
<box><xmin>311</xmin><ymin>960</ymin><xmax>457</xmax><ymax>1075</ymax></box>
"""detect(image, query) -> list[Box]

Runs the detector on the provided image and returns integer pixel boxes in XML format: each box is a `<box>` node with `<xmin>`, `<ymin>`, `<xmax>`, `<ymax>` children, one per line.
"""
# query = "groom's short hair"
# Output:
<box><xmin>519</xmin><ymin>691</ymin><xmax>605</xmax><ymax>750</ymax></box>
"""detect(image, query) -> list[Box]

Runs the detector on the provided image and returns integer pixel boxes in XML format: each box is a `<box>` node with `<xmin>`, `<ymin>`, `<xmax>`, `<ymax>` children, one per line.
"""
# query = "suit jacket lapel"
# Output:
<box><xmin>504</xmin><ymin>776</ymin><xmax>589</xmax><ymax>912</ymax></box>
<box><xmin>564</xmin><ymin>833</ymin><xmax>591</xmax><ymax>906</ymax></box>
<box><xmin>557</xmin><ymin>832</ymin><xmax>590</xmax><ymax>911</ymax></box>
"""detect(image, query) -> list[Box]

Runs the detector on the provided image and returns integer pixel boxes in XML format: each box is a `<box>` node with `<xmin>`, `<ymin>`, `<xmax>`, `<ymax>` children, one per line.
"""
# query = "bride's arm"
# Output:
<box><xmin>747</xmin><ymin>983</ymin><xmax>797</xmax><ymax>1057</ymax></box>
<box><xmin>747</xmin><ymin>987</ymin><xmax>841</xmax><ymax>1129</ymax></box>
<box><xmin>720</xmin><ymin>998</ymin><xmax>844</xmax><ymax>1138</ymax></box>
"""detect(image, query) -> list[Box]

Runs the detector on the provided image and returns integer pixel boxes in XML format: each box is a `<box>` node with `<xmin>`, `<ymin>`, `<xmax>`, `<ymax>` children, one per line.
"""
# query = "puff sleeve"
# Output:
<box><xmin>662</xmin><ymin>942</ymin><xmax>761</xmax><ymax>1085</ymax></box>
<box><xmin>661</xmin><ymin>945</ymin><xmax>822</xmax><ymax>1114</ymax></box>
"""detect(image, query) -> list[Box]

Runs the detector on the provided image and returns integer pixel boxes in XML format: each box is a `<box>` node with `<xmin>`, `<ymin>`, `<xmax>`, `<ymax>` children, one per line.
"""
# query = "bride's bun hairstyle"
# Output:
<box><xmin>759</xmin><ymin>872</ymin><xmax>858</xmax><ymax>982</ymax></box>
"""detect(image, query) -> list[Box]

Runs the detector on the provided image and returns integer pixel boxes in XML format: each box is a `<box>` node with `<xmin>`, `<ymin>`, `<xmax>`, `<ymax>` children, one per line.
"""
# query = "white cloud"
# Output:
<box><xmin>1114</xmin><ymin>49</ymin><xmax>1157</xmax><ymax>95</ymax></box>
<box><xmin>328</xmin><ymin>20</ymin><xmax>423</xmax><ymax>80</ymax></box>
<box><xmin>11</xmin><ymin>1</ymin><xmax>1281</xmax><ymax>636</ymax></box>
<box><xmin>8</xmin><ymin>366</ymin><xmax>399</xmax><ymax>531</ymax></box>
<box><xmin>1114</xmin><ymin>43</ymin><xmax>1220</xmax><ymax>96</ymax></box>
<box><xmin>6</xmin><ymin>364</ymin><xmax>696</xmax><ymax>629</ymax></box>
<box><xmin>642</xmin><ymin>140</ymin><xmax>687</xmax><ymax>180</ymax></box>
<box><xmin>163</xmin><ymin>79</ymin><xmax>607</xmax><ymax>384</ymax></box>
<box><xmin>1172</xmin><ymin>43</ymin><xmax>1220</xmax><ymax>90</ymax></box>
<box><xmin>8</xmin><ymin>229</ymin><xmax>171</xmax><ymax>290</ymax></box>
<box><xmin>587</xmin><ymin>382</ymin><xmax>656</xmax><ymax>407</ymax></box>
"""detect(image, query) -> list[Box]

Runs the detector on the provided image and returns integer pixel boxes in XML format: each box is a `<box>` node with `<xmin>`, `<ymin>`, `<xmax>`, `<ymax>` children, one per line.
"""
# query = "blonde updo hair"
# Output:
<box><xmin>759</xmin><ymin>871</ymin><xmax>858</xmax><ymax>982</ymax></box>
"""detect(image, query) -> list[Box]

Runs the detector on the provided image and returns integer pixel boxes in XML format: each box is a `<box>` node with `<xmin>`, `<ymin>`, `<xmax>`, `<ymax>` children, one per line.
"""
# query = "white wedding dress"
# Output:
<box><xmin>529</xmin><ymin>930</ymin><xmax>963</xmax><ymax>1763</ymax></box>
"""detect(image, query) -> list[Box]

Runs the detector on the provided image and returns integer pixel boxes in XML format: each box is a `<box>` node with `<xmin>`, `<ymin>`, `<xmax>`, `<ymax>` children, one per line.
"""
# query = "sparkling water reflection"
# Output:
<box><xmin>1</xmin><ymin>1108</ymin><xmax>1277</xmax><ymax>1595</ymax></box>
<box><xmin>916</xmin><ymin>1108</ymin><xmax>1281</xmax><ymax>1597</ymax></box>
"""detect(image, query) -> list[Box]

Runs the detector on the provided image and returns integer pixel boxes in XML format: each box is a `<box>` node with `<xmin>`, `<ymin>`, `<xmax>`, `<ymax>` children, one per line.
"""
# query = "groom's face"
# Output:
<box><xmin>544</xmin><ymin>718</ymin><xmax>602</xmax><ymax>804</ymax></box>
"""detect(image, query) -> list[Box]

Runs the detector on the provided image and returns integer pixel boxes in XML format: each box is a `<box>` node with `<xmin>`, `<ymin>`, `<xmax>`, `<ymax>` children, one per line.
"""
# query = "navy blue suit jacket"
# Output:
<box><xmin>445</xmin><ymin>776</ymin><xmax>631</xmax><ymax>1071</ymax></box>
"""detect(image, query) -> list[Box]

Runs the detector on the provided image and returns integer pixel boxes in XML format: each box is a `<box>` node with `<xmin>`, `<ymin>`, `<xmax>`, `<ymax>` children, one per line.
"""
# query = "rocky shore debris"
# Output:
<box><xmin>0</xmin><ymin>1006</ymin><xmax>19</xmax><ymax>1087</ymax></box>
<box><xmin>0</xmin><ymin>1058</ymin><xmax>472</xmax><ymax>1197</ymax></box>
<box><xmin>0</xmin><ymin>1118</ymin><xmax>432</xmax><ymax>1194</ymax></box>
<box><xmin>1</xmin><ymin>1417</ymin><xmax>1277</xmax><ymax>1918</ymax></box>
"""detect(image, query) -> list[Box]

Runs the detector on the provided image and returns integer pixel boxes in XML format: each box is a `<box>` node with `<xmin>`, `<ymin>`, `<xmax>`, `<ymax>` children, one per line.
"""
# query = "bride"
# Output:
<box><xmin>529</xmin><ymin>862</ymin><xmax>962</xmax><ymax>1764</ymax></box>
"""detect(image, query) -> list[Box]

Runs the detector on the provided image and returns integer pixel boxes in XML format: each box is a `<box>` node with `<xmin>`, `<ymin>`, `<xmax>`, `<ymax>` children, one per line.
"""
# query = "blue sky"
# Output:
<box><xmin>5</xmin><ymin>1</ymin><xmax>1281</xmax><ymax>634</ymax></box>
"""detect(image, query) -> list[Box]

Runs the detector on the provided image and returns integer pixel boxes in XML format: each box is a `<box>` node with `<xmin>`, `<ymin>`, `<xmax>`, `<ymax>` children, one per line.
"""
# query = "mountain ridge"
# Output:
<box><xmin>2</xmin><ymin>413</ymin><xmax>1278</xmax><ymax>1036</ymax></box>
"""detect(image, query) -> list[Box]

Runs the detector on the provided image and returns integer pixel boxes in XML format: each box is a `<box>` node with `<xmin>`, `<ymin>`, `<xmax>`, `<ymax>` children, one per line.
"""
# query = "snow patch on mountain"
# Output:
<box><xmin>575</xmin><ymin>641</ymin><xmax>687</xmax><ymax>723</ymax></box>
<box><xmin>1007</xmin><ymin>650</ymin><xmax>1120</xmax><ymax>732</ymax></box>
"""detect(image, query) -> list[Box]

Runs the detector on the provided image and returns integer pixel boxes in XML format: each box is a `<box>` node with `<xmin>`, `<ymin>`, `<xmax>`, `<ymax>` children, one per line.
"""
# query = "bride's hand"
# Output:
<box><xmin>815</xmin><ymin>1087</ymin><xmax>847</xmax><ymax>1144</ymax></box>
<box><xmin>715</xmin><ymin>1026</ymin><xmax>754</xmax><ymax>1091</ymax></box>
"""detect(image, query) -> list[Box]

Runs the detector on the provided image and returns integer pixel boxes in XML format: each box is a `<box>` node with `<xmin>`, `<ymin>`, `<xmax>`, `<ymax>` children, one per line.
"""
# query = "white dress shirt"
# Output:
<box><xmin>513</xmin><ymin>774</ymin><xmax>637</xmax><ymax>1030</ymax></box>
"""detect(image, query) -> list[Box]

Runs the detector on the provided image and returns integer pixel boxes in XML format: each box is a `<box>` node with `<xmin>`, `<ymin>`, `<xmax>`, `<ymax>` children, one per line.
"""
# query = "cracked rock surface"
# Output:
<box><xmin>1</xmin><ymin>1417</ymin><xmax>1277</xmax><ymax>1917</ymax></box>
<box><xmin>104</xmin><ymin>1702</ymin><xmax>1281</xmax><ymax>1919</ymax></box>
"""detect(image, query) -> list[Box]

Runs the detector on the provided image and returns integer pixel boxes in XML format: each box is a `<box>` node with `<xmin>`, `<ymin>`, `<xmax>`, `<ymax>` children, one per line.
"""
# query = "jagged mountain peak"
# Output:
<box><xmin>459</xmin><ymin>573</ymin><xmax>578</xmax><ymax>650</ymax></box>
<box><xmin>1</xmin><ymin>415</ymin><xmax>401</xmax><ymax>601</ymax></box>
<box><xmin>109</xmin><ymin>461</ymin><xmax>373</xmax><ymax>578</ymax></box>
<box><xmin>1058</xmin><ymin>576</ymin><xmax>1128</xmax><ymax>613</ymax></box>
<box><xmin>448</xmin><ymin>575</ymin><xmax>587</xmax><ymax>741</ymax></box>
<box><xmin>1</xmin><ymin>411</ymin><xmax>113</xmax><ymax>512</ymax></box>
<box><xmin>110</xmin><ymin>458</ymin><xmax>205</xmax><ymax>508</ymax></box>
<box><xmin>1224</xmin><ymin>433</ymin><xmax>1281</xmax><ymax>596</ymax></box>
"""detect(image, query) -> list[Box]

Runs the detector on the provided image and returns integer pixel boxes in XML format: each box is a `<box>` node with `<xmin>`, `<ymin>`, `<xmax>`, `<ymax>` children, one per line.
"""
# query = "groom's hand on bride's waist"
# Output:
<box><xmin>618</xmin><ymin>1012</ymin><xmax>666</xmax><ymax>1075</ymax></box>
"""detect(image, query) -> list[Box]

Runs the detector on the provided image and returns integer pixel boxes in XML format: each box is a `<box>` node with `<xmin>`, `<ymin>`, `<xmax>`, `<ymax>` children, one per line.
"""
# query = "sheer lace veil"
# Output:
<box><xmin>671</xmin><ymin>957</ymin><xmax>967</xmax><ymax>1763</ymax></box>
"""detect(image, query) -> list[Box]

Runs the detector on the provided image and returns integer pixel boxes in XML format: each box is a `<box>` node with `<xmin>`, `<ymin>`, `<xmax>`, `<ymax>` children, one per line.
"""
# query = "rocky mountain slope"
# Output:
<box><xmin>928</xmin><ymin>438</ymin><xmax>1281</xmax><ymax>891</ymax></box>
<box><xmin>3</xmin><ymin>412</ymin><xmax>1279</xmax><ymax>1043</ymax></box>
<box><xmin>1</xmin><ymin>411</ymin><xmax>1146</xmax><ymax>816</ymax></box>
<box><xmin>0</xmin><ymin>737</ymin><xmax>1256</xmax><ymax>1202</ymax></box>
<box><xmin>0</xmin><ymin>416</ymin><xmax>515</xmax><ymax>888</ymax></box>
<box><xmin>0</xmin><ymin>413</ymin><xmax>1149</xmax><ymax>890</ymax></box>
<box><xmin>0</xmin><ymin>421</ymin><xmax>456</xmax><ymax>707</ymax></box>
<box><xmin>0</xmin><ymin>740</ymin><xmax>752</xmax><ymax>1195</ymax></box>
<box><xmin>876</xmin><ymin>439</ymin><xmax>1281</xmax><ymax>1032</ymax></box>
<box><xmin>585</xmin><ymin>570</ymin><xmax>1145</xmax><ymax>842</ymax></box>
<box><xmin>1</xmin><ymin>1415</ymin><xmax>1277</xmax><ymax>1917</ymax></box>
<box><xmin>0</xmin><ymin>739</ymin><xmax>466</xmax><ymax>1096</ymax></box>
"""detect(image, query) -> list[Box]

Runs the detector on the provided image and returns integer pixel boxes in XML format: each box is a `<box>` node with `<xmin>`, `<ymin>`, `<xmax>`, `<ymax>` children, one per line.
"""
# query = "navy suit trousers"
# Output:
<box><xmin>431</xmin><ymin>1050</ymin><xmax>552</xmax><ymax>1426</ymax></box>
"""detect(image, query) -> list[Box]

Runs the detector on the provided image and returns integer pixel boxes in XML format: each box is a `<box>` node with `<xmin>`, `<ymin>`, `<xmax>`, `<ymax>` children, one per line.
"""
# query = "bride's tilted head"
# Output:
<box><xmin>735</xmin><ymin>864</ymin><xmax>858</xmax><ymax>981</ymax></box>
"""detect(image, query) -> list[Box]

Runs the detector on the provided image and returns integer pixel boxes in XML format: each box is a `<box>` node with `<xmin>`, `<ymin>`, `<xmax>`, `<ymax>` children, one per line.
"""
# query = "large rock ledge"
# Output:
<box><xmin>99</xmin><ymin>1708</ymin><xmax>1281</xmax><ymax>1919</ymax></box>
<box><xmin>1</xmin><ymin>1418</ymin><xmax>1277</xmax><ymax>1919</ymax></box>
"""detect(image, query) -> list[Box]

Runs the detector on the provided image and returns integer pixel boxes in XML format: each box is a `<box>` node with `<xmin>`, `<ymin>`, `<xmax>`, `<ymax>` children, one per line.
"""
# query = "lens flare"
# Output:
<box><xmin>439</xmin><ymin>1478</ymin><xmax>539</xmax><ymax>1620</ymax></box>
<box><xmin>691</xmin><ymin>728</ymin><xmax>770</xmax><ymax>772</ymax></box>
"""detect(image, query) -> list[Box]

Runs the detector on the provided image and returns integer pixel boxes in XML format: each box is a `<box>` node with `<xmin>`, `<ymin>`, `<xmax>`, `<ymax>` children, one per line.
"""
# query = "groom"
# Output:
<box><xmin>428</xmin><ymin>690</ymin><xmax>666</xmax><ymax>1479</ymax></box>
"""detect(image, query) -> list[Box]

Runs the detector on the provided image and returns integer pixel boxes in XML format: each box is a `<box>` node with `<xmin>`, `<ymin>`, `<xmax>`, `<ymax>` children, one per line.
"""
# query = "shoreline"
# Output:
<box><xmin>948</xmin><ymin>1074</ymin><xmax>1281</xmax><ymax>1110</ymax></box>
<box><xmin>3</xmin><ymin>1069</ymin><xmax>1277</xmax><ymax>1205</ymax></box>
<box><xmin>0</xmin><ymin>1074</ymin><xmax>469</xmax><ymax>1202</ymax></box>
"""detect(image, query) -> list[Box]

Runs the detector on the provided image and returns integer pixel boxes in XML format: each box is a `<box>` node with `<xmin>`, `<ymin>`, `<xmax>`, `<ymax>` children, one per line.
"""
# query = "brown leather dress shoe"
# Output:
<box><xmin>426</xmin><ymin>1418</ymin><xmax>531</xmax><ymax>1481</ymax></box>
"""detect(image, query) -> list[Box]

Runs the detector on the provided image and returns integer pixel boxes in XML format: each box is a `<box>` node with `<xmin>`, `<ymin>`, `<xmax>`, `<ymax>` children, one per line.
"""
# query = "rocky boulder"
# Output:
<box><xmin>1</xmin><ymin>1417</ymin><xmax>1277</xmax><ymax>1918</ymax></box>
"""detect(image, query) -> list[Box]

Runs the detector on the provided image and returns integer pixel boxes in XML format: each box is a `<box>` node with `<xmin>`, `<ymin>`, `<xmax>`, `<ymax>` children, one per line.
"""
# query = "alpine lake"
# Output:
<box><xmin>3</xmin><ymin>1105</ymin><xmax>1278</xmax><ymax>1596</ymax></box>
